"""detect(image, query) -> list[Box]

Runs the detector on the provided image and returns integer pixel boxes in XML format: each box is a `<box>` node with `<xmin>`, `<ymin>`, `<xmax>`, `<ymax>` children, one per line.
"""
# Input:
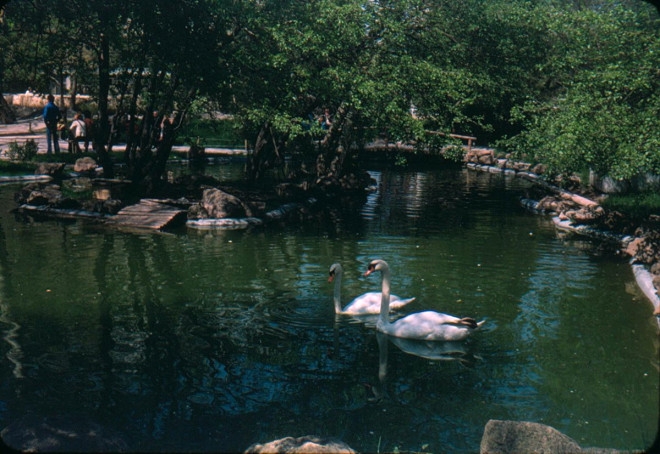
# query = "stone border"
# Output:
<box><xmin>186</xmin><ymin>198</ymin><xmax>318</xmax><ymax>230</ymax></box>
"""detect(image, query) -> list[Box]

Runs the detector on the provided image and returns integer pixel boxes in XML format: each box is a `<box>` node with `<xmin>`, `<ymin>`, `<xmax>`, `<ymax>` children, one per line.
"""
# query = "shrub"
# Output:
<box><xmin>6</xmin><ymin>139</ymin><xmax>38</xmax><ymax>161</ymax></box>
<box><xmin>602</xmin><ymin>192</ymin><xmax>660</xmax><ymax>220</ymax></box>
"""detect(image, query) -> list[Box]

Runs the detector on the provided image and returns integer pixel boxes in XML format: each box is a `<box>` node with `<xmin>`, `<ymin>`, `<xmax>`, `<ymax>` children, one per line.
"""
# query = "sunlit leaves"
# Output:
<box><xmin>504</xmin><ymin>1</ymin><xmax>660</xmax><ymax>181</ymax></box>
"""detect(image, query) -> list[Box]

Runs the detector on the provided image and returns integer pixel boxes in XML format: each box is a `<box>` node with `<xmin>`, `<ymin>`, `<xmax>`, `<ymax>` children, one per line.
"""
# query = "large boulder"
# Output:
<box><xmin>73</xmin><ymin>156</ymin><xmax>98</xmax><ymax>173</ymax></box>
<box><xmin>245</xmin><ymin>435</ymin><xmax>356</xmax><ymax>454</ymax></box>
<box><xmin>480</xmin><ymin>420</ymin><xmax>582</xmax><ymax>453</ymax></box>
<box><xmin>35</xmin><ymin>162</ymin><xmax>66</xmax><ymax>177</ymax></box>
<box><xmin>188</xmin><ymin>188</ymin><xmax>254</xmax><ymax>220</ymax></box>
<box><xmin>25</xmin><ymin>185</ymin><xmax>64</xmax><ymax>206</ymax></box>
<box><xmin>480</xmin><ymin>420</ymin><xmax>630</xmax><ymax>454</ymax></box>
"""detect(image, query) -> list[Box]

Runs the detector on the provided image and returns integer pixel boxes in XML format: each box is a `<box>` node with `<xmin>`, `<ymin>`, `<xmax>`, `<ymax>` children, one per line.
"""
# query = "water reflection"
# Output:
<box><xmin>0</xmin><ymin>168</ymin><xmax>657</xmax><ymax>453</ymax></box>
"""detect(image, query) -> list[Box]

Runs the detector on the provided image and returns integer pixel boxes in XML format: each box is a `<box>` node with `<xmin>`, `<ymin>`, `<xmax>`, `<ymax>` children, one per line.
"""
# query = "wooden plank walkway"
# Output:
<box><xmin>106</xmin><ymin>199</ymin><xmax>188</xmax><ymax>230</ymax></box>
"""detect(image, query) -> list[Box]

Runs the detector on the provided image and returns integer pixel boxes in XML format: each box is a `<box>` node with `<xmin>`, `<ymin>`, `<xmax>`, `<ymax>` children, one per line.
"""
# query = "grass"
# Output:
<box><xmin>0</xmin><ymin>159</ymin><xmax>39</xmax><ymax>173</ymax></box>
<box><xmin>602</xmin><ymin>192</ymin><xmax>660</xmax><ymax>220</ymax></box>
<box><xmin>178</xmin><ymin>118</ymin><xmax>244</xmax><ymax>149</ymax></box>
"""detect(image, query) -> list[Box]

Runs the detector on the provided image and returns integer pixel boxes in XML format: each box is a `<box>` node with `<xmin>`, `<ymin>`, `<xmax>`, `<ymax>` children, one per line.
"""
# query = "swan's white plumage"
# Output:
<box><xmin>329</xmin><ymin>263</ymin><xmax>415</xmax><ymax>315</ymax></box>
<box><xmin>364</xmin><ymin>259</ymin><xmax>484</xmax><ymax>341</ymax></box>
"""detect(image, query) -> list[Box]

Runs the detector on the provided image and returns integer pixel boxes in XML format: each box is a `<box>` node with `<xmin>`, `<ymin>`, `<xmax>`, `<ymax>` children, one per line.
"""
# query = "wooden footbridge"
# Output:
<box><xmin>105</xmin><ymin>199</ymin><xmax>188</xmax><ymax>230</ymax></box>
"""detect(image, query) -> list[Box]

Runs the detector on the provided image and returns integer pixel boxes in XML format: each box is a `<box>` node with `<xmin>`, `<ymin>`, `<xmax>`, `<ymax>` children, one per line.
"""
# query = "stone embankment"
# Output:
<box><xmin>465</xmin><ymin>147</ymin><xmax>660</xmax><ymax>322</ymax></box>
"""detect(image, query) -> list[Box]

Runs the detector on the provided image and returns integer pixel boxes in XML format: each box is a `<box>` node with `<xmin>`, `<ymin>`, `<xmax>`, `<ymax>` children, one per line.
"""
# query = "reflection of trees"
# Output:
<box><xmin>0</xmin><ymin>217</ymin><xmax>23</xmax><ymax>378</ymax></box>
<box><xmin>82</xmin><ymin>229</ymin><xmax>364</xmax><ymax>445</ymax></box>
<box><xmin>366</xmin><ymin>169</ymin><xmax>478</xmax><ymax>236</ymax></box>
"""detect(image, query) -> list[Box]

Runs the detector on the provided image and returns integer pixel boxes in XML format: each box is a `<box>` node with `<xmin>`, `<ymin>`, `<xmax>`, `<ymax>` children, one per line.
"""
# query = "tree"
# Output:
<box><xmin>3</xmin><ymin>0</ymin><xmax>657</xmax><ymax>191</ymax></box>
<box><xmin>503</xmin><ymin>1</ymin><xmax>660</xmax><ymax>181</ymax></box>
<box><xmin>3</xmin><ymin>0</ymin><xmax>230</xmax><ymax>193</ymax></box>
<box><xmin>0</xmin><ymin>0</ymin><xmax>15</xmax><ymax>123</ymax></box>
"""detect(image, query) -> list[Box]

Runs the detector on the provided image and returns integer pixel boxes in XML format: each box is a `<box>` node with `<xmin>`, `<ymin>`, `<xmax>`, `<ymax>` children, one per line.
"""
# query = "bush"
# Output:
<box><xmin>6</xmin><ymin>139</ymin><xmax>38</xmax><ymax>161</ymax></box>
<box><xmin>602</xmin><ymin>192</ymin><xmax>660</xmax><ymax>221</ymax></box>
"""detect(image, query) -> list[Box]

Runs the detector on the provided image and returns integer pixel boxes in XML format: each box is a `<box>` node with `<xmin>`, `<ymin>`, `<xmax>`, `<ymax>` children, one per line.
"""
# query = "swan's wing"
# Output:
<box><xmin>343</xmin><ymin>293</ymin><xmax>415</xmax><ymax>315</ymax></box>
<box><xmin>387</xmin><ymin>311</ymin><xmax>478</xmax><ymax>341</ymax></box>
<box><xmin>342</xmin><ymin>292</ymin><xmax>382</xmax><ymax>315</ymax></box>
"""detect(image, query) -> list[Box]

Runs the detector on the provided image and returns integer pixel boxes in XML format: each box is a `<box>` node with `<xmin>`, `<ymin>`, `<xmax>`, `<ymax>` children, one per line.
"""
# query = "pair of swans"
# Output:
<box><xmin>330</xmin><ymin>260</ymin><xmax>484</xmax><ymax>341</ymax></box>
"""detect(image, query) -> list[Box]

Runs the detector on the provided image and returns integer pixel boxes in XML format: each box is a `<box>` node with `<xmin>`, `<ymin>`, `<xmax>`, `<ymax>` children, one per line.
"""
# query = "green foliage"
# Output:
<box><xmin>442</xmin><ymin>145</ymin><xmax>467</xmax><ymax>163</ymax></box>
<box><xmin>2</xmin><ymin>0</ymin><xmax>658</xmax><ymax>186</ymax></box>
<box><xmin>502</xmin><ymin>1</ymin><xmax>660</xmax><ymax>181</ymax></box>
<box><xmin>179</xmin><ymin>118</ymin><xmax>244</xmax><ymax>149</ymax></box>
<box><xmin>602</xmin><ymin>192</ymin><xmax>660</xmax><ymax>220</ymax></box>
<box><xmin>6</xmin><ymin>139</ymin><xmax>38</xmax><ymax>161</ymax></box>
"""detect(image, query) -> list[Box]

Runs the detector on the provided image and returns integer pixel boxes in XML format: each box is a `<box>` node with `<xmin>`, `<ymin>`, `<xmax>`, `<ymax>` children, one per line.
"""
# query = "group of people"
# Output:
<box><xmin>42</xmin><ymin>94</ymin><xmax>95</xmax><ymax>154</ymax></box>
<box><xmin>302</xmin><ymin>108</ymin><xmax>333</xmax><ymax>132</ymax></box>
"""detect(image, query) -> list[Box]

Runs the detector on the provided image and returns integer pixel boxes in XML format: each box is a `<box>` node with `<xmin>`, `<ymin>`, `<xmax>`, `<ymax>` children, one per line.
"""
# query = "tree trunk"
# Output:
<box><xmin>0</xmin><ymin>92</ymin><xmax>15</xmax><ymax>124</ymax></box>
<box><xmin>95</xmin><ymin>31</ymin><xmax>114</xmax><ymax>179</ymax></box>
<box><xmin>316</xmin><ymin>107</ymin><xmax>349</xmax><ymax>179</ymax></box>
<box><xmin>246</xmin><ymin>123</ymin><xmax>273</xmax><ymax>182</ymax></box>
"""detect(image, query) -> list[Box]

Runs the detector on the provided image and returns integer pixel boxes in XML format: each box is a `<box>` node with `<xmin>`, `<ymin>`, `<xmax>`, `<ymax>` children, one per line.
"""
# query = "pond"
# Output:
<box><xmin>0</xmin><ymin>164</ymin><xmax>657</xmax><ymax>453</ymax></box>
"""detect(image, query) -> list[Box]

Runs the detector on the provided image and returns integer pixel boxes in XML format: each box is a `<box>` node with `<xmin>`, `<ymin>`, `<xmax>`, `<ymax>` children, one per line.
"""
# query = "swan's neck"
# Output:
<box><xmin>333</xmin><ymin>273</ymin><xmax>343</xmax><ymax>314</ymax></box>
<box><xmin>378</xmin><ymin>268</ymin><xmax>392</xmax><ymax>325</ymax></box>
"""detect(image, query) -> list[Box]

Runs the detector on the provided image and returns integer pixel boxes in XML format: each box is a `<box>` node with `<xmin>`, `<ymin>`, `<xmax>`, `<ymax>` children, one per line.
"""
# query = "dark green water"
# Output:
<box><xmin>0</xmin><ymin>166</ymin><xmax>657</xmax><ymax>453</ymax></box>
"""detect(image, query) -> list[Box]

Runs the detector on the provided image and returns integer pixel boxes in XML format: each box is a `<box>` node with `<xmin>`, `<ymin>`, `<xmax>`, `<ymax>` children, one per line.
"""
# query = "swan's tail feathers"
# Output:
<box><xmin>457</xmin><ymin>317</ymin><xmax>482</xmax><ymax>329</ymax></box>
<box><xmin>397</xmin><ymin>297</ymin><xmax>416</xmax><ymax>305</ymax></box>
<box><xmin>388</xmin><ymin>297</ymin><xmax>415</xmax><ymax>312</ymax></box>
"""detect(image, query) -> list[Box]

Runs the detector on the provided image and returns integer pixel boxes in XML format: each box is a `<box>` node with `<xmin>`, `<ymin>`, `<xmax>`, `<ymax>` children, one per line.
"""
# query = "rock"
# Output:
<box><xmin>35</xmin><ymin>162</ymin><xmax>66</xmax><ymax>177</ymax></box>
<box><xmin>14</xmin><ymin>182</ymin><xmax>42</xmax><ymax>204</ymax></box>
<box><xmin>477</xmin><ymin>149</ymin><xmax>495</xmax><ymax>165</ymax></box>
<box><xmin>650</xmin><ymin>262</ymin><xmax>660</xmax><ymax>275</ymax></box>
<box><xmin>63</xmin><ymin>177</ymin><xmax>93</xmax><ymax>194</ymax></box>
<box><xmin>511</xmin><ymin>161</ymin><xmax>531</xmax><ymax>171</ymax></box>
<box><xmin>629</xmin><ymin>234</ymin><xmax>660</xmax><ymax>265</ymax></box>
<box><xmin>564</xmin><ymin>206</ymin><xmax>604</xmax><ymax>224</ymax></box>
<box><xmin>467</xmin><ymin>152</ymin><xmax>479</xmax><ymax>163</ymax></box>
<box><xmin>652</xmin><ymin>274</ymin><xmax>660</xmax><ymax>291</ymax></box>
<box><xmin>480</xmin><ymin>420</ymin><xmax>582</xmax><ymax>454</ymax></box>
<box><xmin>245</xmin><ymin>436</ymin><xmax>356</xmax><ymax>454</ymax></box>
<box><xmin>531</xmin><ymin>163</ymin><xmax>547</xmax><ymax>175</ymax></box>
<box><xmin>25</xmin><ymin>185</ymin><xmax>64</xmax><ymax>206</ymax></box>
<box><xmin>187</xmin><ymin>203</ymin><xmax>206</xmax><ymax>220</ymax></box>
<box><xmin>625</xmin><ymin>237</ymin><xmax>645</xmax><ymax>258</ymax></box>
<box><xmin>189</xmin><ymin>187</ymin><xmax>253</xmax><ymax>220</ymax></box>
<box><xmin>73</xmin><ymin>156</ymin><xmax>98</xmax><ymax>173</ymax></box>
<box><xmin>536</xmin><ymin>196</ymin><xmax>561</xmax><ymax>213</ymax></box>
<box><xmin>1</xmin><ymin>414</ymin><xmax>128</xmax><ymax>453</ymax></box>
<box><xmin>94</xmin><ymin>198</ymin><xmax>123</xmax><ymax>215</ymax></box>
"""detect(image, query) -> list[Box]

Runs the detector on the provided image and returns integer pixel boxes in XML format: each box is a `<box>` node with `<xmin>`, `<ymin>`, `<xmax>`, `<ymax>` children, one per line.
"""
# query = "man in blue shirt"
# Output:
<box><xmin>42</xmin><ymin>94</ymin><xmax>61</xmax><ymax>154</ymax></box>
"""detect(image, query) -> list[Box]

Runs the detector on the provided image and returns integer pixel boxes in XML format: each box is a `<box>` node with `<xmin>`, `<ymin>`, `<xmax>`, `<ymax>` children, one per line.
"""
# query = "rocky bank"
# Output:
<box><xmin>465</xmin><ymin>147</ymin><xmax>660</xmax><ymax>320</ymax></box>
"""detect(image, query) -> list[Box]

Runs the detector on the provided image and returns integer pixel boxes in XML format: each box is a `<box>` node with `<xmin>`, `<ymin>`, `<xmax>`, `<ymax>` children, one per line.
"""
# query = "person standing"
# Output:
<box><xmin>42</xmin><ymin>94</ymin><xmax>61</xmax><ymax>154</ymax></box>
<box><xmin>320</xmin><ymin>108</ymin><xmax>332</xmax><ymax>130</ymax></box>
<box><xmin>68</xmin><ymin>113</ymin><xmax>86</xmax><ymax>154</ymax></box>
<box><xmin>83</xmin><ymin>111</ymin><xmax>95</xmax><ymax>152</ymax></box>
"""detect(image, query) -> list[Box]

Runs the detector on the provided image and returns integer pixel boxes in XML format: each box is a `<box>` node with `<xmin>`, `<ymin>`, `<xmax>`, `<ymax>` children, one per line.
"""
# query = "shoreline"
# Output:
<box><xmin>467</xmin><ymin>160</ymin><xmax>660</xmax><ymax>326</ymax></box>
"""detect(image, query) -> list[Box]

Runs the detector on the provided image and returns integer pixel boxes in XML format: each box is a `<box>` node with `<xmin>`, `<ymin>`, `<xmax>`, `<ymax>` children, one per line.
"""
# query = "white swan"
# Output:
<box><xmin>364</xmin><ymin>259</ymin><xmax>484</xmax><ymax>341</ymax></box>
<box><xmin>328</xmin><ymin>262</ymin><xmax>415</xmax><ymax>315</ymax></box>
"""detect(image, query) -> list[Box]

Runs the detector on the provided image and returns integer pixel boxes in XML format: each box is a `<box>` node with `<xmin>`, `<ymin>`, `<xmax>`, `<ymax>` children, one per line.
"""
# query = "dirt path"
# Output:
<box><xmin>0</xmin><ymin>118</ymin><xmax>245</xmax><ymax>156</ymax></box>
